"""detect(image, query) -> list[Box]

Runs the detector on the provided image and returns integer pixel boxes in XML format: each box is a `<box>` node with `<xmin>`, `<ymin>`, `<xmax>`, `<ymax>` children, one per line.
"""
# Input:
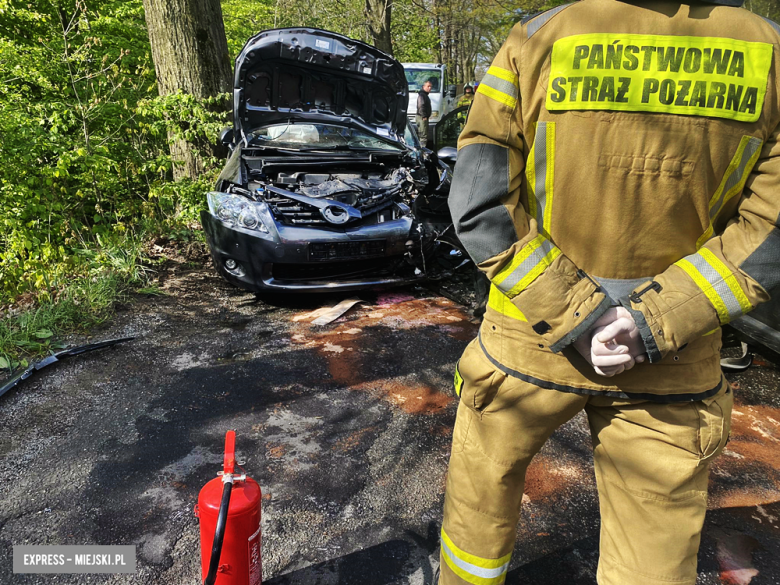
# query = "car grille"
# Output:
<box><xmin>270</xmin><ymin>198</ymin><xmax>326</xmax><ymax>225</ymax></box>
<box><xmin>309</xmin><ymin>240</ymin><xmax>386</xmax><ymax>261</ymax></box>
<box><xmin>272</xmin><ymin>257</ymin><xmax>396</xmax><ymax>281</ymax></box>
<box><xmin>269</xmin><ymin>193</ymin><xmax>397</xmax><ymax>226</ymax></box>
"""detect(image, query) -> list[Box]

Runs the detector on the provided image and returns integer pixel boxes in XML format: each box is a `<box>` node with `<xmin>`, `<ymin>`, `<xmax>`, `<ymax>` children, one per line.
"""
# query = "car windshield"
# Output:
<box><xmin>405</xmin><ymin>69</ymin><xmax>442</xmax><ymax>93</ymax></box>
<box><xmin>248</xmin><ymin>123</ymin><xmax>405</xmax><ymax>152</ymax></box>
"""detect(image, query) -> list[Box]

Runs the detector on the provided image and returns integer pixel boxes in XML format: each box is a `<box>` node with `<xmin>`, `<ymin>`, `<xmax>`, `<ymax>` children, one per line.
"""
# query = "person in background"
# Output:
<box><xmin>416</xmin><ymin>79</ymin><xmax>433</xmax><ymax>147</ymax></box>
<box><xmin>457</xmin><ymin>85</ymin><xmax>474</xmax><ymax>109</ymax></box>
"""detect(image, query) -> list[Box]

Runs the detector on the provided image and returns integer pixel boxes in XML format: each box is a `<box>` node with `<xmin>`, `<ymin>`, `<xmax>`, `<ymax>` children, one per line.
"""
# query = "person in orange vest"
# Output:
<box><xmin>439</xmin><ymin>1</ymin><xmax>780</xmax><ymax>584</ymax></box>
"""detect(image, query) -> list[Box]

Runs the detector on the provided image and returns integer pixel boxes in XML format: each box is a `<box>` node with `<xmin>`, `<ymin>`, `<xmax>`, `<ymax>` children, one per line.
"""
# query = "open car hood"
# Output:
<box><xmin>233</xmin><ymin>28</ymin><xmax>409</xmax><ymax>141</ymax></box>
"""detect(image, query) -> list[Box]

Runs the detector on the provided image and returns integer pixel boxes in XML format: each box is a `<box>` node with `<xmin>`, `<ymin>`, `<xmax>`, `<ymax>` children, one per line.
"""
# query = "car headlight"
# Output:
<box><xmin>207</xmin><ymin>192</ymin><xmax>269</xmax><ymax>233</ymax></box>
<box><xmin>431</xmin><ymin>110</ymin><xmax>440</xmax><ymax>119</ymax></box>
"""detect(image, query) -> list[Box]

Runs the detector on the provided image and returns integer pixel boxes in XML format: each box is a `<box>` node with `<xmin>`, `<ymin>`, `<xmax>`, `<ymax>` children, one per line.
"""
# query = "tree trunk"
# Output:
<box><xmin>142</xmin><ymin>0</ymin><xmax>232</xmax><ymax>180</ymax></box>
<box><xmin>365</xmin><ymin>0</ymin><xmax>393</xmax><ymax>55</ymax></box>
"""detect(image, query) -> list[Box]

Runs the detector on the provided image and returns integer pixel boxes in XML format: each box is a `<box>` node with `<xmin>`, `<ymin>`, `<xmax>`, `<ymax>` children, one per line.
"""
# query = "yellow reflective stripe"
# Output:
<box><xmin>698</xmin><ymin>248</ymin><xmax>752</xmax><ymax>314</ymax></box>
<box><xmin>494</xmin><ymin>235</ymin><xmax>545</xmax><ymax>284</ymax></box>
<box><xmin>505</xmin><ymin>246</ymin><xmax>561</xmax><ymax>297</ymax></box>
<box><xmin>493</xmin><ymin>235</ymin><xmax>560</xmax><ymax>298</ymax></box>
<box><xmin>526</xmin><ymin>139</ymin><xmax>538</xmax><ymax>221</ymax></box>
<box><xmin>526</xmin><ymin>122</ymin><xmax>556</xmax><ymax>238</ymax></box>
<box><xmin>477</xmin><ymin>83</ymin><xmax>517</xmax><ymax>108</ymax></box>
<box><xmin>442</xmin><ymin>552</ymin><xmax>507</xmax><ymax>585</ymax></box>
<box><xmin>478</xmin><ymin>66</ymin><xmax>519</xmax><ymax>108</ymax></box>
<box><xmin>440</xmin><ymin>529</ymin><xmax>511</xmax><ymax>585</ymax></box>
<box><xmin>676</xmin><ymin>249</ymin><xmax>752</xmax><ymax>324</ymax></box>
<box><xmin>677</xmin><ymin>258</ymin><xmax>729</xmax><ymax>323</ymax></box>
<box><xmin>706</xmin><ymin>136</ymin><xmax>751</xmax><ymax>210</ymax></box>
<box><xmin>697</xmin><ymin>136</ymin><xmax>762</xmax><ymax>249</ymax></box>
<box><xmin>543</xmin><ymin>123</ymin><xmax>556</xmax><ymax>234</ymax></box>
<box><xmin>485</xmin><ymin>65</ymin><xmax>518</xmax><ymax>87</ymax></box>
<box><xmin>487</xmin><ymin>284</ymin><xmax>527</xmax><ymax>321</ymax></box>
<box><xmin>441</xmin><ymin>529</ymin><xmax>512</xmax><ymax>569</ymax></box>
<box><xmin>454</xmin><ymin>365</ymin><xmax>464</xmax><ymax>397</ymax></box>
<box><xmin>696</xmin><ymin>225</ymin><xmax>714</xmax><ymax>250</ymax></box>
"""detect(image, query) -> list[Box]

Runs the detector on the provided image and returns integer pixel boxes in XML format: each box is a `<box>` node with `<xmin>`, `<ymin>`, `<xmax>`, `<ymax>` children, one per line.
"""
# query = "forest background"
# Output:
<box><xmin>0</xmin><ymin>0</ymin><xmax>778</xmax><ymax>365</ymax></box>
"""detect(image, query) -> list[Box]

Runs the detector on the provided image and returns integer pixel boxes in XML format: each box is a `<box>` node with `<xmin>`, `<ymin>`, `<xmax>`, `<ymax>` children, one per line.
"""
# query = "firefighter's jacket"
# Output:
<box><xmin>450</xmin><ymin>0</ymin><xmax>780</xmax><ymax>401</ymax></box>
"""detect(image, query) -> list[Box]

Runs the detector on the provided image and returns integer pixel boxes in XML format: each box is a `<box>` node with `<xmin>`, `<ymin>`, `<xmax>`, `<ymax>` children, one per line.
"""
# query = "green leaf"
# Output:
<box><xmin>0</xmin><ymin>357</ymin><xmax>9</xmax><ymax>369</ymax></box>
<box><xmin>34</xmin><ymin>329</ymin><xmax>54</xmax><ymax>339</ymax></box>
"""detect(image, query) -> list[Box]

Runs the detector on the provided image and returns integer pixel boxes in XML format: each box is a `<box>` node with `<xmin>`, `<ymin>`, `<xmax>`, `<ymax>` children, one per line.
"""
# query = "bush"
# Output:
<box><xmin>0</xmin><ymin>0</ymin><xmax>226</xmax><ymax>305</ymax></box>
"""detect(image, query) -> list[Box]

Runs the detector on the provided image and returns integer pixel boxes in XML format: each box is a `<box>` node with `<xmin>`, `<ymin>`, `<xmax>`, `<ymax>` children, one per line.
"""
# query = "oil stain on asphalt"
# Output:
<box><xmin>0</xmin><ymin>263</ymin><xmax>778</xmax><ymax>584</ymax></box>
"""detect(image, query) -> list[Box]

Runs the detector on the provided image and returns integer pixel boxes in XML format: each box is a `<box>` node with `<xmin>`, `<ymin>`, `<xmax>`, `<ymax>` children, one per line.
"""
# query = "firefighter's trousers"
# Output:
<box><xmin>439</xmin><ymin>340</ymin><xmax>732</xmax><ymax>585</ymax></box>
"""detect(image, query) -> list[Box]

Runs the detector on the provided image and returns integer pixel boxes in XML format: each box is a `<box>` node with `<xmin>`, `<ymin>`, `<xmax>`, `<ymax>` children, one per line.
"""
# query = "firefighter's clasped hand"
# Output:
<box><xmin>572</xmin><ymin>307</ymin><xmax>647</xmax><ymax>377</ymax></box>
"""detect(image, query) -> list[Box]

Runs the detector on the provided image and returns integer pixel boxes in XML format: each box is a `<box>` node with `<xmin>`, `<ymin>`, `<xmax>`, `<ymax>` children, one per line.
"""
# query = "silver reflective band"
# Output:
<box><xmin>709</xmin><ymin>137</ymin><xmax>762</xmax><ymax>221</ymax></box>
<box><xmin>441</xmin><ymin>540</ymin><xmax>510</xmax><ymax>580</ymax></box>
<box><xmin>496</xmin><ymin>238</ymin><xmax>556</xmax><ymax>294</ymax></box>
<box><xmin>527</xmin><ymin>4</ymin><xmax>573</xmax><ymax>38</ymax></box>
<box><xmin>762</xmin><ymin>16</ymin><xmax>780</xmax><ymax>35</ymax></box>
<box><xmin>533</xmin><ymin>122</ymin><xmax>550</xmax><ymax>233</ymax></box>
<box><xmin>684</xmin><ymin>253</ymin><xmax>744</xmax><ymax>320</ymax></box>
<box><xmin>481</xmin><ymin>73</ymin><xmax>518</xmax><ymax>101</ymax></box>
<box><xmin>13</xmin><ymin>546</ymin><xmax>136</xmax><ymax>574</ymax></box>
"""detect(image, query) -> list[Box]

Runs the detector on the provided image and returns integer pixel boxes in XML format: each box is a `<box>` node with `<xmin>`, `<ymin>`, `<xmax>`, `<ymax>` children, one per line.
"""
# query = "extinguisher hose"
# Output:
<box><xmin>204</xmin><ymin>480</ymin><xmax>233</xmax><ymax>585</ymax></box>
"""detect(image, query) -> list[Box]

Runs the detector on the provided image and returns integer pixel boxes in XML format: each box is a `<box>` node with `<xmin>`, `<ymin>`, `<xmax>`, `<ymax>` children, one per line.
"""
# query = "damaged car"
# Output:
<box><xmin>201</xmin><ymin>28</ymin><xmax>455</xmax><ymax>293</ymax></box>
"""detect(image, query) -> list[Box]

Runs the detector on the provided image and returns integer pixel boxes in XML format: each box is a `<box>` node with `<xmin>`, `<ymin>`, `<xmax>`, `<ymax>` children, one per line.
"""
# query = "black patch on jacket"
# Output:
<box><xmin>532</xmin><ymin>321</ymin><xmax>552</xmax><ymax>335</ymax></box>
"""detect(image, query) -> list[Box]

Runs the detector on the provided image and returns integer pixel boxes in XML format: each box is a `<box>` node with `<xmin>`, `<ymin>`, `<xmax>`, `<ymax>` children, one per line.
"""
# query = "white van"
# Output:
<box><xmin>403</xmin><ymin>63</ymin><xmax>456</xmax><ymax>129</ymax></box>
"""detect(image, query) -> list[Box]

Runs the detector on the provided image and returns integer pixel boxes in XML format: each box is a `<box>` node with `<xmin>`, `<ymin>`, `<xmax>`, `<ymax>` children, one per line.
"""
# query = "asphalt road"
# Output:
<box><xmin>1</xmin><ymin>260</ymin><xmax>779</xmax><ymax>585</ymax></box>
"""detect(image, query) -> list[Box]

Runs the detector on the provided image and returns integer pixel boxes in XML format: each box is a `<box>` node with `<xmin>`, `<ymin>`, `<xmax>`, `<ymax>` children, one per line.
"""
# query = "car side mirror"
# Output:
<box><xmin>437</xmin><ymin>146</ymin><xmax>457</xmax><ymax>166</ymax></box>
<box><xmin>448</xmin><ymin>85</ymin><xmax>457</xmax><ymax>98</ymax></box>
<box><xmin>219</xmin><ymin>128</ymin><xmax>235</xmax><ymax>148</ymax></box>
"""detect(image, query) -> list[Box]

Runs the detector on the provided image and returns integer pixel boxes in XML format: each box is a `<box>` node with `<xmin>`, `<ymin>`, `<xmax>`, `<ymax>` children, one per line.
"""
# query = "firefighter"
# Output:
<box><xmin>457</xmin><ymin>85</ymin><xmax>475</xmax><ymax>109</ymax></box>
<box><xmin>440</xmin><ymin>1</ymin><xmax>780</xmax><ymax>584</ymax></box>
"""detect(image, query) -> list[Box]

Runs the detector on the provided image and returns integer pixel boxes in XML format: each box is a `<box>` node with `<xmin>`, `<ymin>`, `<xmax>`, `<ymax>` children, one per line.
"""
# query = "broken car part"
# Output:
<box><xmin>0</xmin><ymin>337</ymin><xmax>135</xmax><ymax>400</ymax></box>
<box><xmin>720</xmin><ymin>342</ymin><xmax>753</xmax><ymax>373</ymax></box>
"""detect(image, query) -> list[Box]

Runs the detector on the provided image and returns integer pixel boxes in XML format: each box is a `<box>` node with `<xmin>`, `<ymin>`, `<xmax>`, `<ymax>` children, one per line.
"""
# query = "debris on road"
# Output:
<box><xmin>311</xmin><ymin>298</ymin><xmax>364</xmax><ymax>326</ymax></box>
<box><xmin>721</xmin><ymin>342</ymin><xmax>753</xmax><ymax>373</ymax></box>
<box><xmin>292</xmin><ymin>298</ymin><xmax>363</xmax><ymax>325</ymax></box>
<box><xmin>0</xmin><ymin>337</ymin><xmax>135</xmax><ymax>400</ymax></box>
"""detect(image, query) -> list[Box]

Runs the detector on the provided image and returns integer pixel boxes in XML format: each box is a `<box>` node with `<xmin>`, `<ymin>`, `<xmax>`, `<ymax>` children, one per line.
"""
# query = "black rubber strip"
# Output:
<box><xmin>622</xmin><ymin>303</ymin><xmax>664</xmax><ymax>363</ymax></box>
<box><xmin>478</xmin><ymin>332</ymin><xmax>724</xmax><ymax>403</ymax></box>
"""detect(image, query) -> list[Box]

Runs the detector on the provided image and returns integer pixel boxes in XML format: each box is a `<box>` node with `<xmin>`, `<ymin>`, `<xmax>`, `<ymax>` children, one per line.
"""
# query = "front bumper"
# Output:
<box><xmin>728</xmin><ymin>299</ymin><xmax>780</xmax><ymax>364</ymax></box>
<box><xmin>201</xmin><ymin>207</ymin><xmax>423</xmax><ymax>293</ymax></box>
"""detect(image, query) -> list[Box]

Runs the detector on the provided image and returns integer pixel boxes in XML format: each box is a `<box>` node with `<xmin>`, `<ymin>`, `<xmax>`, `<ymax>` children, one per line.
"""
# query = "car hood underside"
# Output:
<box><xmin>233</xmin><ymin>28</ymin><xmax>409</xmax><ymax>140</ymax></box>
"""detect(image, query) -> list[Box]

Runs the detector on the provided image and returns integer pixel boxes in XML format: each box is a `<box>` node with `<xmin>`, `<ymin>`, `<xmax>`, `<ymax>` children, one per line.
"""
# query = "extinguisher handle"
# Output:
<box><xmin>203</xmin><ymin>479</ymin><xmax>233</xmax><ymax>585</ymax></box>
<box><xmin>223</xmin><ymin>430</ymin><xmax>236</xmax><ymax>475</ymax></box>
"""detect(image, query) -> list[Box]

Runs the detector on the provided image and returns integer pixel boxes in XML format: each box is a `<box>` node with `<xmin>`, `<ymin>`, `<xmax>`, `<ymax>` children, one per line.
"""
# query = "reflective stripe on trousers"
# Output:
<box><xmin>440</xmin><ymin>340</ymin><xmax>733</xmax><ymax>585</ymax></box>
<box><xmin>440</xmin><ymin>529</ymin><xmax>511</xmax><ymax>585</ymax></box>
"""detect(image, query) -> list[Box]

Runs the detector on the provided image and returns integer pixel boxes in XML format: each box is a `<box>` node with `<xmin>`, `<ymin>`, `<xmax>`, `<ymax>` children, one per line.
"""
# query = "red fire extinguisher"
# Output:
<box><xmin>195</xmin><ymin>431</ymin><xmax>262</xmax><ymax>585</ymax></box>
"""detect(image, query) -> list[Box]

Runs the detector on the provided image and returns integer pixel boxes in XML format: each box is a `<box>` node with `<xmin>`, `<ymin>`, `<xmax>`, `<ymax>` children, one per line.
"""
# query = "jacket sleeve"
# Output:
<box><xmin>448</xmin><ymin>23</ymin><xmax>611</xmax><ymax>352</ymax></box>
<box><xmin>624</xmin><ymin>125</ymin><xmax>780</xmax><ymax>362</ymax></box>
